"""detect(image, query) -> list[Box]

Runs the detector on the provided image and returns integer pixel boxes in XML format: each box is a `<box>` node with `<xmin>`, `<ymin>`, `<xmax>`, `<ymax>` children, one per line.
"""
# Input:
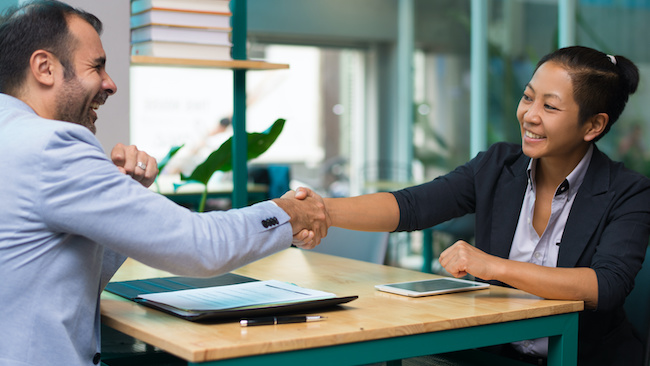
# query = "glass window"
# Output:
<box><xmin>486</xmin><ymin>0</ymin><xmax>558</xmax><ymax>146</ymax></box>
<box><xmin>130</xmin><ymin>45</ymin><xmax>366</xmax><ymax>195</ymax></box>
<box><xmin>576</xmin><ymin>0</ymin><xmax>650</xmax><ymax>176</ymax></box>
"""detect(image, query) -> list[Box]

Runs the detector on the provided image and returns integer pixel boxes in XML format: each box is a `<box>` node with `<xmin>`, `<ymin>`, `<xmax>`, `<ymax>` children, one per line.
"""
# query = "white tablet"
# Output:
<box><xmin>375</xmin><ymin>277</ymin><xmax>490</xmax><ymax>297</ymax></box>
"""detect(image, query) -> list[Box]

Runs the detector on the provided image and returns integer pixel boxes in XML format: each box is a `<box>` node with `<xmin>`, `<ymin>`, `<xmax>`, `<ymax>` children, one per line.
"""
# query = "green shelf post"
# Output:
<box><xmin>231</xmin><ymin>0</ymin><xmax>248</xmax><ymax>208</ymax></box>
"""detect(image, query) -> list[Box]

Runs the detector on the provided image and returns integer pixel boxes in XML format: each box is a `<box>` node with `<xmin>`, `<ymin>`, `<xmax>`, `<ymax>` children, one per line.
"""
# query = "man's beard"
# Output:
<box><xmin>54</xmin><ymin>76</ymin><xmax>102</xmax><ymax>134</ymax></box>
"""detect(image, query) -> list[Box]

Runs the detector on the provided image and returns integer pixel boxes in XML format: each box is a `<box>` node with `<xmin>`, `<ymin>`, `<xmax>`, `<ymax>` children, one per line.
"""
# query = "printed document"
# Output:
<box><xmin>137</xmin><ymin>280</ymin><xmax>335</xmax><ymax>312</ymax></box>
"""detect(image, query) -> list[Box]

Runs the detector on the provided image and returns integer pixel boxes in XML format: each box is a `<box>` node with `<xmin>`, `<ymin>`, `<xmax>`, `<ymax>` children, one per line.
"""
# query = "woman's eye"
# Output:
<box><xmin>544</xmin><ymin>104</ymin><xmax>558</xmax><ymax>111</ymax></box>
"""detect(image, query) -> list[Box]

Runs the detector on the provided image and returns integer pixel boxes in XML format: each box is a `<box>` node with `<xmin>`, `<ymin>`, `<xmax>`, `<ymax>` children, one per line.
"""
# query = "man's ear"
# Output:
<box><xmin>584</xmin><ymin>113</ymin><xmax>609</xmax><ymax>142</ymax></box>
<box><xmin>29</xmin><ymin>50</ymin><xmax>57</xmax><ymax>87</ymax></box>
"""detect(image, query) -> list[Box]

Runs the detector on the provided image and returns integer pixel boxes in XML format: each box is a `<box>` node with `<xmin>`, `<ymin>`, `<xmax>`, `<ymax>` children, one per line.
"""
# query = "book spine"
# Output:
<box><xmin>130</xmin><ymin>10</ymin><xmax>231</xmax><ymax>30</ymax></box>
<box><xmin>131</xmin><ymin>0</ymin><xmax>232</xmax><ymax>15</ymax></box>
<box><xmin>132</xmin><ymin>7</ymin><xmax>232</xmax><ymax>16</ymax></box>
<box><xmin>131</xmin><ymin>25</ymin><xmax>232</xmax><ymax>46</ymax></box>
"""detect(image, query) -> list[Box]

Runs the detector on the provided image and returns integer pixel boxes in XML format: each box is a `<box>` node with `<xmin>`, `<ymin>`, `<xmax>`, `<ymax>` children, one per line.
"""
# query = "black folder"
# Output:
<box><xmin>104</xmin><ymin>273</ymin><xmax>357</xmax><ymax>322</ymax></box>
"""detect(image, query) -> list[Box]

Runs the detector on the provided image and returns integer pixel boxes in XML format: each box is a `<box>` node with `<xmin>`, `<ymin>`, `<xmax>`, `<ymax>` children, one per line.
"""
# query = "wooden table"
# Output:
<box><xmin>101</xmin><ymin>248</ymin><xmax>583</xmax><ymax>366</ymax></box>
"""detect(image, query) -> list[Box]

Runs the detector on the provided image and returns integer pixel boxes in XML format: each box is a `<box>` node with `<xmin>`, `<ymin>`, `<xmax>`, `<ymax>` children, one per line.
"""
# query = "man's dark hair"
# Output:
<box><xmin>0</xmin><ymin>0</ymin><xmax>102</xmax><ymax>94</ymax></box>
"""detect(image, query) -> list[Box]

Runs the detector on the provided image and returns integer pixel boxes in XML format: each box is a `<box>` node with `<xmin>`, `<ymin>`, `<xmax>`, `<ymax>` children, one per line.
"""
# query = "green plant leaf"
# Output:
<box><xmin>157</xmin><ymin>144</ymin><xmax>185</xmax><ymax>173</ymax></box>
<box><xmin>181</xmin><ymin>118</ymin><xmax>285</xmax><ymax>185</ymax></box>
<box><xmin>153</xmin><ymin>144</ymin><xmax>186</xmax><ymax>193</ymax></box>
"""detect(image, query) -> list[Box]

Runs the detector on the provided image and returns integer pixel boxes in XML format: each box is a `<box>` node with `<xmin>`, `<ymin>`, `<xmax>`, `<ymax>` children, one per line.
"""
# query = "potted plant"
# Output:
<box><xmin>156</xmin><ymin>118</ymin><xmax>285</xmax><ymax>212</ymax></box>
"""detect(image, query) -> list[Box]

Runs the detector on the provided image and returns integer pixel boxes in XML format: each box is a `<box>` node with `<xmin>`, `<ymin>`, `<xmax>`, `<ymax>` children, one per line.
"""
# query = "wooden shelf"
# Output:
<box><xmin>130</xmin><ymin>55</ymin><xmax>289</xmax><ymax>70</ymax></box>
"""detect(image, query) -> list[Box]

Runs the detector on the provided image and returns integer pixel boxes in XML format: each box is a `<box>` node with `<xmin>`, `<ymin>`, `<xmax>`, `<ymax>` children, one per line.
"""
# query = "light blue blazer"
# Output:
<box><xmin>0</xmin><ymin>94</ymin><xmax>294</xmax><ymax>365</ymax></box>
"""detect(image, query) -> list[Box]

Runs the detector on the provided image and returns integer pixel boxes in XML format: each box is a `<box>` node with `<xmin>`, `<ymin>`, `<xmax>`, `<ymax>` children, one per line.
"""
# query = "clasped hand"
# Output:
<box><xmin>274</xmin><ymin>188</ymin><xmax>330</xmax><ymax>249</ymax></box>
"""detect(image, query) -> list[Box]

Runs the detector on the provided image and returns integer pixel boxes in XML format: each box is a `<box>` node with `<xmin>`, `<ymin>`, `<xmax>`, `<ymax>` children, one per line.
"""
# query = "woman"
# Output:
<box><xmin>320</xmin><ymin>46</ymin><xmax>650</xmax><ymax>365</ymax></box>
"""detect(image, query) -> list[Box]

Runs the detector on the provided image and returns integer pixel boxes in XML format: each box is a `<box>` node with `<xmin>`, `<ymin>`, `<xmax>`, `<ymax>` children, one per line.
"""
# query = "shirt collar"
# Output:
<box><xmin>526</xmin><ymin>144</ymin><xmax>594</xmax><ymax>196</ymax></box>
<box><xmin>0</xmin><ymin>93</ymin><xmax>37</xmax><ymax>115</ymax></box>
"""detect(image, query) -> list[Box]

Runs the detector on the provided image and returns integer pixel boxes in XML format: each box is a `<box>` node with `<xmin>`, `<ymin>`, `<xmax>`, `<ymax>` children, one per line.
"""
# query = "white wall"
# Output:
<box><xmin>63</xmin><ymin>0</ymin><xmax>131</xmax><ymax>152</ymax></box>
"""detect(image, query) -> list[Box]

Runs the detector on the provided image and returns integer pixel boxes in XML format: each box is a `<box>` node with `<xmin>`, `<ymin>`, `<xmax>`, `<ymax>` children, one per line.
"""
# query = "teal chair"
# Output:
<box><xmin>624</xmin><ymin>245</ymin><xmax>650</xmax><ymax>366</ymax></box>
<box><xmin>308</xmin><ymin>227</ymin><xmax>389</xmax><ymax>264</ymax></box>
<box><xmin>422</xmin><ymin>214</ymin><xmax>475</xmax><ymax>273</ymax></box>
<box><xmin>248</xmin><ymin>164</ymin><xmax>291</xmax><ymax>199</ymax></box>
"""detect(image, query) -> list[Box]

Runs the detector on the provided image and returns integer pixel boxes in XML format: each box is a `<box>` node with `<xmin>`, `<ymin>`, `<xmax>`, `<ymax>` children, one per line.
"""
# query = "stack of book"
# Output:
<box><xmin>130</xmin><ymin>0</ymin><xmax>233</xmax><ymax>61</ymax></box>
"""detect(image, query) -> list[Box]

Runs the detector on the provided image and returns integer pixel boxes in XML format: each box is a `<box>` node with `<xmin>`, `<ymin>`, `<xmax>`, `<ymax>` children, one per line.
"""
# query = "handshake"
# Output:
<box><xmin>272</xmin><ymin>187</ymin><xmax>331</xmax><ymax>249</ymax></box>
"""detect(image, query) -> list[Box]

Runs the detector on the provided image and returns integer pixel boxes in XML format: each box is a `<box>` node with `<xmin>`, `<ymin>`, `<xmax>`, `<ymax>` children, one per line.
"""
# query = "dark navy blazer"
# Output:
<box><xmin>393</xmin><ymin>142</ymin><xmax>650</xmax><ymax>365</ymax></box>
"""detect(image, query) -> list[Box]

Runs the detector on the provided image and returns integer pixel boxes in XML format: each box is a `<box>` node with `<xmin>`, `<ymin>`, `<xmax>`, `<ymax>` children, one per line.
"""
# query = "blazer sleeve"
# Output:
<box><xmin>36</xmin><ymin>126</ymin><xmax>293</xmax><ymax>277</ymax></box>
<box><xmin>392</xmin><ymin>142</ymin><xmax>524</xmax><ymax>232</ymax></box>
<box><xmin>588</xmin><ymin>170</ymin><xmax>650</xmax><ymax>312</ymax></box>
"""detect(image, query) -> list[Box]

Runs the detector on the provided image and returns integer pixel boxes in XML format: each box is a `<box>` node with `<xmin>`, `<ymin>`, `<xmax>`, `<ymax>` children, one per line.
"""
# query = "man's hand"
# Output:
<box><xmin>273</xmin><ymin>187</ymin><xmax>330</xmax><ymax>249</ymax></box>
<box><xmin>111</xmin><ymin>143</ymin><xmax>158</xmax><ymax>188</ymax></box>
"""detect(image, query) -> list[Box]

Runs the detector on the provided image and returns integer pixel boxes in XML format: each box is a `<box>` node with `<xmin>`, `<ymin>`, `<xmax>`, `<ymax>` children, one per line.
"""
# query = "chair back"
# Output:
<box><xmin>248</xmin><ymin>164</ymin><xmax>291</xmax><ymax>199</ymax></box>
<box><xmin>624</xmin><ymin>245</ymin><xmax>650</xmax><ymax>366</ymax></box>
<box><xmin>308</xmin><ymin>227</ymin><xmax>389</xmax><ymax>264</ymax></box>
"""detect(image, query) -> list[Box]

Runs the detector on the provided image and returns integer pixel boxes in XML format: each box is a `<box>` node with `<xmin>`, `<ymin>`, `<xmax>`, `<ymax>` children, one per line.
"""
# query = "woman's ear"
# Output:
<box><xmin>29</xmin><ymin>50</ymin><xmax>57</xmax><ymax>87</ymax></box>
<box><xmin>584</xmin><ymin>113</ymin><xmax>609</xmax><ymax>142</ymax></box>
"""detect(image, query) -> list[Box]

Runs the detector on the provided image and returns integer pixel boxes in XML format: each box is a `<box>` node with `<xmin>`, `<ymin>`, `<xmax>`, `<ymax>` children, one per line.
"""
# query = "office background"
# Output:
<box><xmin>2</xmin><ymin>0</ymin><xmax>650</xmax><ymax>269</ymax></box>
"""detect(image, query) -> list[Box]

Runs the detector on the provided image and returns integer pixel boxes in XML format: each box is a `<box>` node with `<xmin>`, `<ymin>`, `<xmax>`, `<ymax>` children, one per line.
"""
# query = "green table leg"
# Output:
<box><xmin>422</xmin><ymin>228</ymin><xmax>433</xmax><ymax>273</ymax></box>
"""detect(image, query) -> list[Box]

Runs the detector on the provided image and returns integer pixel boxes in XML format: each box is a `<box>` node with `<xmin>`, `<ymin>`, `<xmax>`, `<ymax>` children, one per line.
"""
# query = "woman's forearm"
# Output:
<box><xmin>440</xmin><ymin>241</ymin><xmax>599</xmax><ymax>309</ymax></box>
<box><xmin>497</xmin><ymin>259</ymin><xmax>599</xmax><ymax>309</ymax></box>
<box><xmin>324</xmin><ymin>192</ymin><xmax>400</xmax><ymax>232</ymax></box>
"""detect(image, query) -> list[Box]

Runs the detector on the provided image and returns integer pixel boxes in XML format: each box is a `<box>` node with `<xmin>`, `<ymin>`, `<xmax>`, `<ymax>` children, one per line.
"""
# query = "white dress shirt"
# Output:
<box><xmin>509</xmin><ymin>145</ymin><xmax>593</xmax><ymax>357</ymax></box>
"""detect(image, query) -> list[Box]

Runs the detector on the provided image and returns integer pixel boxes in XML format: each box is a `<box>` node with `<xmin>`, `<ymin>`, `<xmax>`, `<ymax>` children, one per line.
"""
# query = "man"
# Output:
<box><xmin>0</xmin><ymin>1</ymin><xmax>329</xmax><ymax>365</ymax></box>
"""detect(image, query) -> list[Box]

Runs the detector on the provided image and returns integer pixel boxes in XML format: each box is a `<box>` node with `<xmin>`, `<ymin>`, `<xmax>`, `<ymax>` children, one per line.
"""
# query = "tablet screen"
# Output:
<box><xmin>375</xmin><ymin>278</ymin><xmax>489</xmax><ymax>297</ymax></box>
<box><xmin>390</xmin><ymin>278</ymin><xmax>481</xmax><ymax>292</ymax></box>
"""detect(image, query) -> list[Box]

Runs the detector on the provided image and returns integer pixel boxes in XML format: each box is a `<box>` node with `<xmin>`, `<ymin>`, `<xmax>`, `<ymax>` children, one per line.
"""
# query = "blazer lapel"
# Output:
<box><xmin>490</xmin><ymin>153</ymin><xmax>530</xmax><ymax>259</ymax></box>
<box><xmin>557</xmin><ymin>147</ymin><xmax>612</xmax><ymax>268</ymax></box>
